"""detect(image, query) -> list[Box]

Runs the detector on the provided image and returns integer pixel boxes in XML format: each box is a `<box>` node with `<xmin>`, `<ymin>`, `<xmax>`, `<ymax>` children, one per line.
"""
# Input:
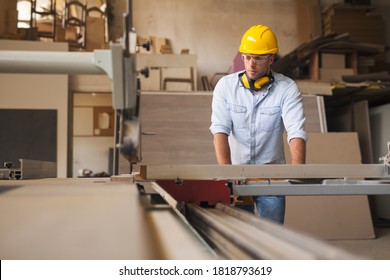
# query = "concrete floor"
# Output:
<box><xmin>328</xmin><ymin>227</ymin><xmax>390</xmax><ymax>259</ymax></box>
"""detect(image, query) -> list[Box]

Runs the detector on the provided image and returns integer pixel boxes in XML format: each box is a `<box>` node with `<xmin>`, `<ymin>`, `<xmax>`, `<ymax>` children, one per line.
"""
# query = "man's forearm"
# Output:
<box><xmin>213</xmin><ymin>133</ymin><xmax>231</xmax><ymax>164</ymax></box>
<box><xmin>289</xmin><ymin>137</ymin><xmax>306</xmax><ymax>164</ymax></box>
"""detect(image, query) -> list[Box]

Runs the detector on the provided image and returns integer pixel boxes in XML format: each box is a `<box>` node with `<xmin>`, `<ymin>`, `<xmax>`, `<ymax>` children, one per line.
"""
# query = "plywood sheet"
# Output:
<box><xmin>327</xmin><ymin>100</ymin><xmax>373</xmax><ymax>164</ymax></box>
<box><xmin>132</xmin><ymin>92</ymin><xmax>324</xmax><ymax>168</ymax></box>
<box><xmin>284</xmin><ymin>132</ymin><xmax>375</xmax><ymax>240</ymax></box>
<box><xmin>0</xmin><ymin>179</ymin><xmax>214</xmax><ymax>259</ymax></box>
<box><xmin>138</xmin><ymin>92</ymin><xmax>215</xmax><ymax>166</ymax></box>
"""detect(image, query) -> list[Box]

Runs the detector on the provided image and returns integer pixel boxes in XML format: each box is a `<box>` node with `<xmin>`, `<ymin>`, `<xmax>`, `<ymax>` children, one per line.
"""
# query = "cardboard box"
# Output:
<box><xmin>322</xmin><ymin>4</ymin><xmax>385</xmax><ymax>45</ymax></box>
<box><xmin>152</xmin><ymin>37</ymin><xmax>169</xmax><ymax>54</ymax></box>
<box><xmin>6</xmin><ymin>9</ymin><xmax>18</xmax><ymax>34</ymax></box>
<box><xmin>55</xmin><ymin>25</ymin><xmax>66</xmax><ymax>41</ymax></box>
<box><xmin>310</xmin><ymin>50</ymin><xmax>357</xmax><ymax>81</ymax></box>
<box><xmin>296</xmin><ymin>0</ymin><xmax>322</xmax><ymax>45</ymax></box>
<box><xmin>36</xmin><ymin>21</ymin><xmax>54</xmax><ymax>33</ymax></box>
<box><xmin>0</xmin><ymin>11</ymin><xmax>5</xmax><ymax>35</ymax></box>
<box><xmin>321</xmin><ymin>53</ymin><xmax>346</xmax><ymax>69</ymax></box>
<box><xmin>0</xmin><ymin>0</ymin><xmax>17</xmax><ymax>35</ymax></box>
<box><xmin>319</xmin><ymin>68</ymin><xmax>354</xmax><ymax>82</ymax></box>
<box><xmin>55</xmin><ymin>26</ymin><xmax>81</xmax><ymax>45</ymax></box>
<box><xmin>0</xmin><ymin>0</ymin><xmax>17</xmax><ymax>9</ymax></box>
<box><xmin>86</xmin><ymin>16</ymin><xmax>105</xmax><ymax>51</ymax></box>
<box><xmin>14</xmin><ymin>28</ymin><xmax>29</xmax><ymax>40</ymax></box>
<box><xmin>65</xmin><ymin>26</ymin><xmax>78</xmax><ymax>42</ymax></box>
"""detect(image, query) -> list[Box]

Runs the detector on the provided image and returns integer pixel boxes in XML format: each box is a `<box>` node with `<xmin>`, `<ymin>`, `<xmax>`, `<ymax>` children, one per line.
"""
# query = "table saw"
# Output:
<box><xmin>1</xmin><ymin>0</ymin><xmax>390</xmax><ymax>260</ymax></box>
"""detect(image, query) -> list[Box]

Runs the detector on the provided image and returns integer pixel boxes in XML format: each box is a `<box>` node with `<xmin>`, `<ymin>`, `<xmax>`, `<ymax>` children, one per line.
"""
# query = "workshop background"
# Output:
<box><xmin>1</xmin><ymin>0</ymin><xmax>390</xmax><ymax>252</ymax></box>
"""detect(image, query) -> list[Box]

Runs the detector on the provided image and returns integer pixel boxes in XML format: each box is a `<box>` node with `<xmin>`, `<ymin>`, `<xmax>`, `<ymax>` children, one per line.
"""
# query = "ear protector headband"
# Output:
<box><xmin>239</xmin><ymin>71</ymin><xmax>274</xmax><ymax>91</ymax></box>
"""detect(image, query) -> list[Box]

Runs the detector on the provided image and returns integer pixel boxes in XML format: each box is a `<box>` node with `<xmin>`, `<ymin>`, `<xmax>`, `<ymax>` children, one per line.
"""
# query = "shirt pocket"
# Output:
<box><xmin>228</xmin><ymin>103</ymin><xmax>248</xmax><ymax>129</ymax></box>
<box><xmin>259</xmin><ymin>106</ymin><xmax>281</xmax><ymax>132</ymax></box>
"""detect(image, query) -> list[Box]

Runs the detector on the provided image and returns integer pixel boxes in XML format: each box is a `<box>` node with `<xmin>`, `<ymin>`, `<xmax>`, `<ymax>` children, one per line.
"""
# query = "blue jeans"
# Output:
<box><xmin>254</xmin><ymin>195</ymin><xmax>285</xmax><ymax>224</ymax></box>
<box><xmin>236</xmin><ymin>196</ymin><xmax>285</xmax><ymax>224</ymax></box>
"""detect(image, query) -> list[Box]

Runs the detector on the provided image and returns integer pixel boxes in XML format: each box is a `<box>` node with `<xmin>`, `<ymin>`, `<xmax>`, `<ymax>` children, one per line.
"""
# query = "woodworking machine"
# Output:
<box><xmin>0</xmin><ymin>0</ymin><xmax>144</xmax><ymax>167</ymax></box>
<box><xmin>143</xmin><ymin>141</ymin><xmax>390</xmax><ymax>203</ymax></box>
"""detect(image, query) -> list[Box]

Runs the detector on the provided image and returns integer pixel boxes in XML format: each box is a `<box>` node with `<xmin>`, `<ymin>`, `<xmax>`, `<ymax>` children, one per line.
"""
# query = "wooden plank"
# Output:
<box><xmin>136</xmin><ymin>92</ymin><xmax>216</xmax><ymax>167</ymax></box>
<box><xmin>139</xmin><ymin>163</ymin><xmax>386</xmax><ymax>180</ymax></box>
<box><xmin>296</xmin><ymin>80</ymin><xmax>332</xmax><ymax>95</ymax></box>
<box><xmin>128</xmin><ymin>92</ymin><xmax>325</xmax><ymax>172</ymax></box>
<box><xmin>70</xmin><ymin>74</ymin><xmax>112</xmax><ymax>93</ymax></box>
<box><xmin>0</xmin><ymin>179</ymin><xmax>214</xmax><ymax>259</ymax></box>
<box><xmin>137</xmin><ymin>54</ymin><xmax>197</xmax><ymax>91</ymax></box>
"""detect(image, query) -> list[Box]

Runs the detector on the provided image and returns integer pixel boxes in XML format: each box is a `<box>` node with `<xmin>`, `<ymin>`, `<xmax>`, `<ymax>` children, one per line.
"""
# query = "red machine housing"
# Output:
<box><xmin>156</xmin><ymin>179</ymin><xmax>231</xmax><ymax>206</ymax></box>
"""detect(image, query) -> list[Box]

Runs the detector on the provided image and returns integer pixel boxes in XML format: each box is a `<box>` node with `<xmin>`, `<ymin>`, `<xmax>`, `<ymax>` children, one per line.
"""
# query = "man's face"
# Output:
<box><xmin>242</xmin><ymin>54</ymin><xmax>274</xmax><ymax>80</ymax></box>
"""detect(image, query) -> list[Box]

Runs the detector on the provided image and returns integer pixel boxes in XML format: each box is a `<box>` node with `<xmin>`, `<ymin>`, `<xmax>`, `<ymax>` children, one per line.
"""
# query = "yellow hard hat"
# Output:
<box><xmin>239</xmin><ymin>25</ymin><xmax>279</xmax><ymax>55</ymax></box>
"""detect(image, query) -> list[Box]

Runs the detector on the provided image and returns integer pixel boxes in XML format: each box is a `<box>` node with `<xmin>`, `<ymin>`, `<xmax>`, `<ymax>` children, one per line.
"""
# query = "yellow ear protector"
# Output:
<box><xmin>239</xmin><ymin>71</ymin><xmax>274</xmax><ymax>91</ymax></box>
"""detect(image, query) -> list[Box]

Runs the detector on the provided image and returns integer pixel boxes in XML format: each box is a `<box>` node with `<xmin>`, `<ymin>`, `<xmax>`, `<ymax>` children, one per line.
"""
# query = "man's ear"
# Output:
<box><xmin>269</xmin><ymin>54</ymin><xmax>275</xmax><ymax>65</ymax></box>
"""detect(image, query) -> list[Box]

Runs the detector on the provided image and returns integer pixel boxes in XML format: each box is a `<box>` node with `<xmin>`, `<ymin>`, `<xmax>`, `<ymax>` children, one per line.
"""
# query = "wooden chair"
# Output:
<box><xmin>30</xmin><ymin>0</ymin><xmax>57</xmax><ymax>41</ymax></box>
<box><xmin>86</xmin><ymin>6</ymin><xmax>105</xmax><ymax>18</ymax></box>
<box><xmin>85</xmin><ymin>5</ymin><xmax>107</xmax><ymax>50</ymax></box>
<box><xmin>62</xmin><ymin>0</ymin><xmax>87</xmax><ymax>50</ymax></box>
<box><xmin>163</xmin><ymin>69</ymin><xmax>195</xmax><ymax>91</ymax></box>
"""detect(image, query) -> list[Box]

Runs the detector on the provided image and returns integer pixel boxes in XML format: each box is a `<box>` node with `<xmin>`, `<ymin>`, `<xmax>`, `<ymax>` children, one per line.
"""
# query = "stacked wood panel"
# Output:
<box><xmin>323</xmin><ymin>4</ymin><xmax>385</xmax><ymax>46</ymax></box>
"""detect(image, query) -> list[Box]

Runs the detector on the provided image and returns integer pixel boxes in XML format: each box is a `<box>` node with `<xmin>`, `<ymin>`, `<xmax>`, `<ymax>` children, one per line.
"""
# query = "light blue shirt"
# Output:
<box><xmin>210</xmin><ymin>71</ymin><xmax>307</xmax><ymax>164</ymax></box>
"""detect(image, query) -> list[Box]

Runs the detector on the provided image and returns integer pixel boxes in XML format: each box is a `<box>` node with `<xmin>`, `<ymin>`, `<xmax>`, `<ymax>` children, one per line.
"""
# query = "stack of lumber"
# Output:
<box><xmin>272</xmin><ymin>34</ymin><xmax>384</xmax><ymax>81</ymax></box>
<box><xmin>323</xmin><ymin>4</ymin><xmax>385</xmax><ymax>46</ymax></box>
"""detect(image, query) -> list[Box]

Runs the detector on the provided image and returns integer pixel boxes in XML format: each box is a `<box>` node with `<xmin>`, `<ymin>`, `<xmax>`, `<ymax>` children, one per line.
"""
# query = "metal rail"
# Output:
<box><xmin>1</xmin><ymin>159</ymin><xmax>56</xmax><ymax>180</ymax></box>
<box><xmin>185</xmin><ymin>203</ymin><xmax>360</xmax><ymax>260</ymax></box>
<box><xmin>233</xmin><ymin>179</ymin><xmax>390</xmax><ymax>196</ymax></box>
<box><xmin>0</xmin><ymin>51</ymin><xmax>105</xmax><ymax>74</ymax></box>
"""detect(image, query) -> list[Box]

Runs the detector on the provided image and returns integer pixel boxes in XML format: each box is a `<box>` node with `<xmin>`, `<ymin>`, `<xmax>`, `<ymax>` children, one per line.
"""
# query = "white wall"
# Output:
<box><xmin>0</xmin><ymin>40</ymin><xmax>69</xmax><ymax>177</ymax></box>
<box><xmin>72</xmin><ymin>92</ymin><xmax>113</xmax><ymax>177</ymax></box>
<box><xmin>73</xmin><ymin>137</ymin><xmax>113</xmax><ymax>177</ymax></box>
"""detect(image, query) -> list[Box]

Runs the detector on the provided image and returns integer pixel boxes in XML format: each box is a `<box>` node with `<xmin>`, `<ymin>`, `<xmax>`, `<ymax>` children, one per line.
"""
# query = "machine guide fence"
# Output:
<box><xmin>140</xmin><ymin>142</ymin><xmax>390</xmax><ymax>203</ymax></box>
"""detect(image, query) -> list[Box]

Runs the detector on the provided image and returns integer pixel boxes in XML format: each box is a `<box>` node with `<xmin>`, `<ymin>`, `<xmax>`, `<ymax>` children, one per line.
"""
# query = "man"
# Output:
<box><xmin>209</xmin><ymin>24</ymin><xmax>307</xmax><ymax>224</ymax></box>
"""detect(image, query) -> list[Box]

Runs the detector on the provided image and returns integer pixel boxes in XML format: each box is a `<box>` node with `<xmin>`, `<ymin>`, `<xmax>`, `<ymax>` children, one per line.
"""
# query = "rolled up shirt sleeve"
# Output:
<box><xmin>281</xmin><ymin>81</ymin><xmax>308</xmax><ymax>144</ymax></box>
<box><xmin>210</xmin><ymin>76</ymin><xmax>232</xmax><ymax>136</ymax></box>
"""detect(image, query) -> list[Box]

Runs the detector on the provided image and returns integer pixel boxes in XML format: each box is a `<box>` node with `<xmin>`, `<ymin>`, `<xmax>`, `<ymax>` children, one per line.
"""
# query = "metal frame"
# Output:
<box><xmin>184</xmin><ymin>202</ymin><xmax>358</xmax><ymax>259</ymax></box>
<box><xmin>146</xmin><ymin>181</ymin><xmax>359</xmax><ymax>259</ymax></box>
<box><xmin>142</xmin><ymin>144</ymin><xmax>390</xmax><ymax>196</ymax></box>
<box><xmin>1</xmin><ymin>159</ymin><xmax>56</xmax><ymax>180</ymax></box>
<box><xmin>233</xmin><ymin>179</ymin><xmax>390</xmax><ymax>196</ymax></box>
